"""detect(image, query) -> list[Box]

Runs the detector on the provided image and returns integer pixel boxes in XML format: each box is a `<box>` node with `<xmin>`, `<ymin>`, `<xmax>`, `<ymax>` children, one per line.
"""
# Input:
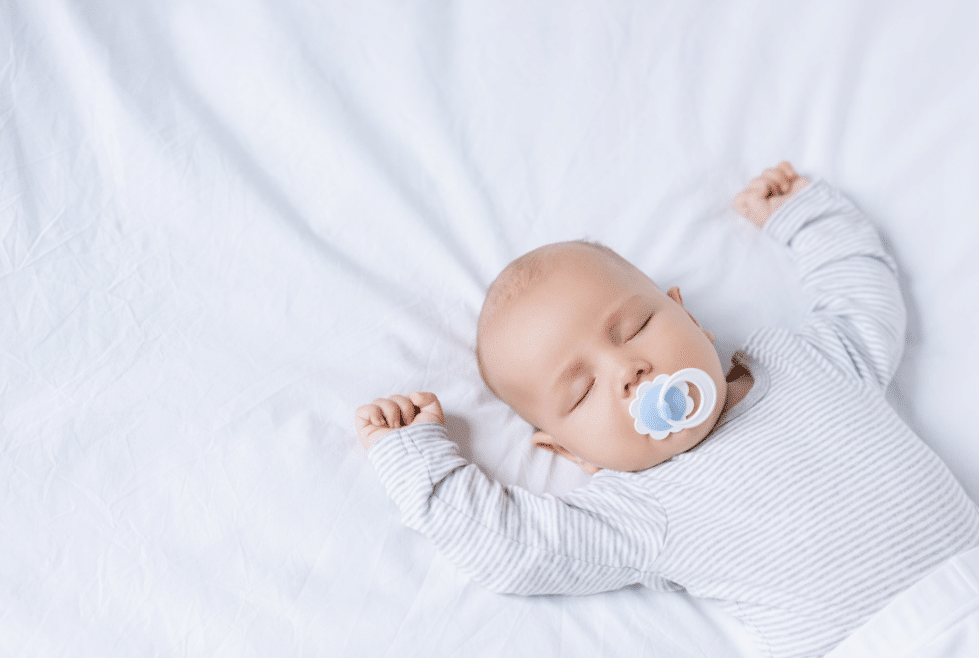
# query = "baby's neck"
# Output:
<box><xmin>723</xmin><ymin>363</ymin><xmax>754</xmax><ymax>412</ymax></box>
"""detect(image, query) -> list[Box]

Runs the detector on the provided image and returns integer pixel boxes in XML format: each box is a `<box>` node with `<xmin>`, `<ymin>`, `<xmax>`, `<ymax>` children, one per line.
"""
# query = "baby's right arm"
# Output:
<box><xmin>355</xmin><ymin>391</ymin><xmax>445</xmax><ymax>451</ymax></box>
<box><xmin>356</xmin><ymin>394</ymin><xmax>666</xmax><ymax>596</ymax></box>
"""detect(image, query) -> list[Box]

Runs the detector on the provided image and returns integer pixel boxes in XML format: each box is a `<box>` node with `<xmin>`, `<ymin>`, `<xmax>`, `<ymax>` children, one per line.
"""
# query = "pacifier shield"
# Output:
<box><xmin>637</xmin><ymin>383</ymin><xmax>686</xmax><ymax>432</ymax></box>
<box><xmin>629</xmin><ymin>368</ymin><xmax>718</xmax><ymax>441</ymax></box>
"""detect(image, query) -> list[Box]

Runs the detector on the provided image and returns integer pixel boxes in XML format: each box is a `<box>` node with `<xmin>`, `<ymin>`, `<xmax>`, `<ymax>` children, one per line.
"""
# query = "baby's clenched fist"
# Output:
<box><xmin>734</xmin><ymin>161</ymin><xmax>810</xmax><ymax>227</ymax></box>
<box><xmin>355</xmin><ymin>391</ymin><xmax>445</xmax><ymax>450</ymax></box>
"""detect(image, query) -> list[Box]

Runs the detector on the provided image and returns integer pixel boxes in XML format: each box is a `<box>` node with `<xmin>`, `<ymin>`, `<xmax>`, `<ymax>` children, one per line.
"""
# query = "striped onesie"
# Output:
<box><xmin>368</xmin><ymin>181</ymin><xmax>979</xmax><ymax>657</ymax></box>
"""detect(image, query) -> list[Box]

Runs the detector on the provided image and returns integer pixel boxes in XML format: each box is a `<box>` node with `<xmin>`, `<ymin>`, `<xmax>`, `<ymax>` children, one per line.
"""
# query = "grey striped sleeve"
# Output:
<box><xmin>764</xmin><ymin>180</ymin><xmax>907</xmax><ymax>389</ymax></box>
<box><xmin>368</xmin><ymin>422</ymin><xmax>664</xmax><ymax>595</ymax></box>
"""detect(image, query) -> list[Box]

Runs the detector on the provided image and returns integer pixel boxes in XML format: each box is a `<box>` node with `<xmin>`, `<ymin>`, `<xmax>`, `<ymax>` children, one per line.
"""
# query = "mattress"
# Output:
<box><xmin>2</xmin><ymin>1</ymin><xmax>977</xmax><ymax>656</ymax></box>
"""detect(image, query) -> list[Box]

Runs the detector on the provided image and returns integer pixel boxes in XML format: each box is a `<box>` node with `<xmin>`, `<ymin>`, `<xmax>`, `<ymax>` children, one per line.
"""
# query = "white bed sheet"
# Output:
<box><xmin>827</xmin><ymin>546</ymin><xmax>979</xmax><ymax>658</ymax></box>
<box><xmin>2</xmin><ymin>1</ymin><xmax>977</xmax><ymax>656</ymax></box>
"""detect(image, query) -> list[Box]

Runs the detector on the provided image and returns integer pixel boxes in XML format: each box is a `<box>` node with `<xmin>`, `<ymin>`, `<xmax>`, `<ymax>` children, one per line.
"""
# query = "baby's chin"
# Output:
<box><xmin>616</xmin><ymin>425</ymin><xmax>714</xmax><ymax>472</ymax></box>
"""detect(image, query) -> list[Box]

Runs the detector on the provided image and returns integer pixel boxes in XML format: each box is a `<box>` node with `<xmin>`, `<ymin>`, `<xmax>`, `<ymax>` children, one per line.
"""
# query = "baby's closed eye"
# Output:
<box><xmin>629</xmin><ymin>314</ymin><xmax>653</xmax><ymax>340</ymax></box>
<box><xmin>570</xmin><ymin>379</ymin><xmax>594</xmax><ymax>411</ymax></box>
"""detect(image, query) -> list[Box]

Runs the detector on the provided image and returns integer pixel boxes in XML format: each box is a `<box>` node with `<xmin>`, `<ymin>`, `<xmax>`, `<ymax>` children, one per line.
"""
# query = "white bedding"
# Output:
<box><xmin>2</xmin><ymin>1</ymin><xmax>977</xmax><ymax>656</ymax></box>
<box><xmin>827</xmin><ymin>546</ymin><xmax>979</xmax><ymax>658</ymax></box>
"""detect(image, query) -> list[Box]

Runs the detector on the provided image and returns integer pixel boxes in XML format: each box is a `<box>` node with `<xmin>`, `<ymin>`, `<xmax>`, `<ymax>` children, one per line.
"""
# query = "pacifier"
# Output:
<box><xmin>628</xmin><ymin>368</ymin><xmax>718</xmax><ymax>440</ymax></box>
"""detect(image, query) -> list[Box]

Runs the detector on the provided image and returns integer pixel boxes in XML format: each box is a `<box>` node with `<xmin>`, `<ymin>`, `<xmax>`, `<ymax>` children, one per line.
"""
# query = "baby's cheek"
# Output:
<box><xmin>568</xmin><ymin>409</ymin><xmax>612</xmax><ymax>463</ymax></box>
<box><xmin>574</xmin><ymin>397</ymin><xmax>651</xmax><ymax>470</ymax></box>
<box><xmin>600</xmin><ymin>409</ymin><xmax>645</xmax><ymax>465</ymax></box>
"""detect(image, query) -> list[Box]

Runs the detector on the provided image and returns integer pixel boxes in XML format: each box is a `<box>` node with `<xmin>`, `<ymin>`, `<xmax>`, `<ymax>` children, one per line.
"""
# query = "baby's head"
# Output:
<box><xmin>477</xmin><ymin>241</ymin><xmax>727</xmax><ymax>473</ymax></box>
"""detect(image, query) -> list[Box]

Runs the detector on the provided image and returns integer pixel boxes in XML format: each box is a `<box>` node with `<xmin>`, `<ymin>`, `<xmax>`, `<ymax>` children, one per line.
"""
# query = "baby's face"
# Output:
<box><xmin>481</xmin><ymin>246</ymin><xmax>727</xmax><ymax>472</ymax></box>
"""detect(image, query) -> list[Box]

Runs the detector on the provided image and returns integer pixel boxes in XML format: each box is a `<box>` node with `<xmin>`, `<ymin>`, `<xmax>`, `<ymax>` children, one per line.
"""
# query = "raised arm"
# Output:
<box><xmin>735</xmin><ymin>163</ymin><xmax>906</xmax><ymax>389</ymax></box>
<box><xmin>356</xmin><ymin>393</ymin><xmax>666</xmax><ymax>596</ymax></box>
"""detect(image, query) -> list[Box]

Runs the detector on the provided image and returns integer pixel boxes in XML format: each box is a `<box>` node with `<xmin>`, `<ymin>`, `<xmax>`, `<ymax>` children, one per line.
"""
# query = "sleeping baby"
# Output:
<box><xmin>354</xmin><ymin>163</ymin><xmax>979</xmax><ymax>658</ymax></box>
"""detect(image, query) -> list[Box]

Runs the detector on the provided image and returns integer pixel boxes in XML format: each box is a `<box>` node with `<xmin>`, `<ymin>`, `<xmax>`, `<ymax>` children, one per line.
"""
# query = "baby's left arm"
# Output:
<box><xmin>734</xmin><ymin>162</ymin><xmax>811</xmax><ymax>228</ymax></box>
<box><xmin>735</xmin><ymin>163</ymin><xmax>906</xmax><ymax>390</ymax></box>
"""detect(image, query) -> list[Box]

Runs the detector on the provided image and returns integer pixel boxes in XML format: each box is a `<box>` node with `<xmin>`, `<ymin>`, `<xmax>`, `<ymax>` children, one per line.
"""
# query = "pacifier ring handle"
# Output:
<box><xmin>657</xmin><ymin>368</ymin><xmax>717</xmax><ymax>430</ymax></box>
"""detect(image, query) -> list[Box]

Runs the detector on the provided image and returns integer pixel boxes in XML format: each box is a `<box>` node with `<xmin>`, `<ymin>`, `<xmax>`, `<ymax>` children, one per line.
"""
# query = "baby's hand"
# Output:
<box><xmin>734</xmin><ymin>161</ymin><xmax>810</xmax><ymax>228</ymax></box>
<box><xmin>355</xmin><ymin>391</ymin><xmax>445</xmax><ymax>451</ymax></box>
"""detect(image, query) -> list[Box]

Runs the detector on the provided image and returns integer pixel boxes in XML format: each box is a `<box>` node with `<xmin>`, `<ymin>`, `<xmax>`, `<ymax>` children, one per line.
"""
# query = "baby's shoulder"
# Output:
<box><xmin>741</xmin><ymin>325</ymin><xmax>865</xmax><ymax>391</ymax></box>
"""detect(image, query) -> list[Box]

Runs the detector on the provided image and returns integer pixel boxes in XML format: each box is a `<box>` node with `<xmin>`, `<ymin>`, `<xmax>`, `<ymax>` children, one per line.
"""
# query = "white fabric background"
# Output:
<box><xmin>2</xmin><ymin>1</ymin><xmax>977</xmax><ymax>656</ymax></box>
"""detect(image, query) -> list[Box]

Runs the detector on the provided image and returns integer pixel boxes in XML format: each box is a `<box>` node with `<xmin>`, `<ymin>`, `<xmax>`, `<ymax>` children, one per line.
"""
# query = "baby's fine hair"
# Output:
<box><xmin>475</xmin><ymin>239</ymin><xmax>632</xmax><ymax>394</ymax></box>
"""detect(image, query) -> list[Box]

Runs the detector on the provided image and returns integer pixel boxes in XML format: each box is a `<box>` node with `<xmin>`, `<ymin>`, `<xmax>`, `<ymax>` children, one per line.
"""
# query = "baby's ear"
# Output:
<box><xmin>669</xmin><ymin>286</ymin><xmax>714</xmax><ymax>343</ymax></box>
<box><xmin>532</xmin><ymin>431</ymin><xmax>601</xmax><ymax>474</ymax></box>
<box><xmin>532</xmin><ymin>430</ymin><xmax>559</xmax><ymax>453</ymax></box>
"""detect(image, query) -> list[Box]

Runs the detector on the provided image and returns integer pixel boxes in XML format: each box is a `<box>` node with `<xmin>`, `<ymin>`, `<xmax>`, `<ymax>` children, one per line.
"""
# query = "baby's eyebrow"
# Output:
<box><xmin>555</xmin><ymin>359</ymin><xmax>586</xmax><ymax>391</ymax></box>
<box><xmin>552</xmin><ymin>359</ymin><xmax>588</xmax><ymax>413</ymax></box>
<box><xmin>603</xmin><ymin>294</ymin><xmax>643</xmax><ymax>341</ymax></box>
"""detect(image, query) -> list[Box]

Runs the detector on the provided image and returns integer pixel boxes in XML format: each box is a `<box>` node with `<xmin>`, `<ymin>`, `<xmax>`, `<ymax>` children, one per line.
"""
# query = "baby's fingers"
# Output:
<box><xmin>733</xmin><ymin>189</ymin><xmax>773</xmax><ymax>227</ymax></box>
<box><xmin>776</xmin><ymin>161</ymin><xmax>798</xmax><ymax>180</ymax></box>
<box><xmin>354</xmin><ymin>402</ymin><xmax>393</xmax><ymax>431</ymax></box>
<box><xmin>354</xmin><ymin>404</ymin><xmax>376</xmax><ymax>432</ymax></box>
<box><xmin>751</xmin><ymin>168</ymin><xmax>789</xmax><ymax>197</ymax></box>
<box><xmin>766</xmin><ymin>166</ymin><xmax>791</xmax><ymax>194</ymax></box>
<box><xmin>409</xmin><ymin>391</ymin><xmax>445</xmax><ymax>425</ymax></box>
<box><xmin>372</xmin><ymin>397</ymin><xmax>407</xmax><ymax>428</ymax></box>
<box><xmin>388</xmin><ymin>394</ymin><xmax>418</xmax><ymax>426</ymax></box>
<box><xmin>355</xmin><ymin>403</ymin><xmax>395</xmax><ymax>449</ymax></box>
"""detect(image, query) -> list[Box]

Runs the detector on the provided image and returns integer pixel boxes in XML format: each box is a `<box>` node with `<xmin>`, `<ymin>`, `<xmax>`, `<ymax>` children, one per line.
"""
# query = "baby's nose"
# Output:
<box><xmin>622</xmin><ymin>364</ymin><xmax>647</xmax><ymax>396</ymax></box>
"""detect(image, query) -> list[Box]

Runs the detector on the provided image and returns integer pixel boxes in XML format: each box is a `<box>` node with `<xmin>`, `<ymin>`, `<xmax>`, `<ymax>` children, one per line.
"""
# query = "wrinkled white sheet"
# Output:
<box><xmin>827</xmin><ymin>547</ymin><xmax>979</xmax><ymax>658</ymax></box>
<box><xmin>2</xmin><ymin>1</ymin><xmax>977</xmax><ymax>656</ymax></box>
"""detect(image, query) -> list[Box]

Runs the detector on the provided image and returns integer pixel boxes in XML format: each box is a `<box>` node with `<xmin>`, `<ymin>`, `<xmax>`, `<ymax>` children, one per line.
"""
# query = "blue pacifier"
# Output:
<box><xmin>628</xmin><ymin>368</ymin><xmax>718</xmax><ymax>440</ymax></box>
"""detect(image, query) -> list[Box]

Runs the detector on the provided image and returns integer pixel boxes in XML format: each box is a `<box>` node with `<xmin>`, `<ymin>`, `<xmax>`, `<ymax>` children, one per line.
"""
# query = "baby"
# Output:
<box><xmin>354</xmin><ymin>163</ymin><xmax>979</xmax><ymax>658</ymax></box>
